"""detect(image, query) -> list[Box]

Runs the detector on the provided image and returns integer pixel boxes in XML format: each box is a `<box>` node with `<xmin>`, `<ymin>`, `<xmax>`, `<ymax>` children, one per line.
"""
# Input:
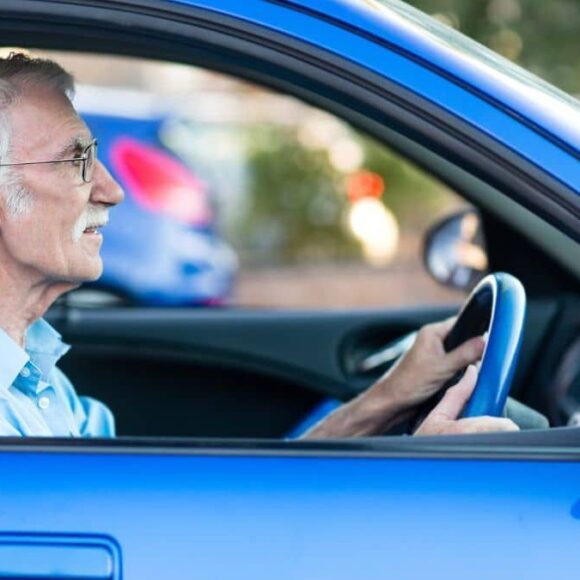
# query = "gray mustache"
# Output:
<box><xmin>83</xmin><ymin>205</ymin><xmax>109</xmax><ymax>228</ymax></box>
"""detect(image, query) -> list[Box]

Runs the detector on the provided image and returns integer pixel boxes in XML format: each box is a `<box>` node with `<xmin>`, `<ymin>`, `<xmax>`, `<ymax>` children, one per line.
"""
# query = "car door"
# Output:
<box><xmin>0</xmin><ymin>1</ymin><xmax>579</xmax><ymax>578</ymax></box>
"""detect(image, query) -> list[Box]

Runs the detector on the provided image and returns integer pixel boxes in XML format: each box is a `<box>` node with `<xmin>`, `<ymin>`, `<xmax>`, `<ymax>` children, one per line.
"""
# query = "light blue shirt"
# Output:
<box><xmin>0</xmin><ymin>318</ymin><xmax>115</xmax><ymax>437</ymax></box>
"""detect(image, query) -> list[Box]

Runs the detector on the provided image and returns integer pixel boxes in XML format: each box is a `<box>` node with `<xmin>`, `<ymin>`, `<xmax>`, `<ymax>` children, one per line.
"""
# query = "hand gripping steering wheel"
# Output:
<box><xmin>417</xmin><ymin>272</ymin><xmax>526</xmax><ymax>421</ymax></box>
<box><xmin>287</xmin><ymin>272</ymin><xmax>527</xmax><ymax>438</ymax></box>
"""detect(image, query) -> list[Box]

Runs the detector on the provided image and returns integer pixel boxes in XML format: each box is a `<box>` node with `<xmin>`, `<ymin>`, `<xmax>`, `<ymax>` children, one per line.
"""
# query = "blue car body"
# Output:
<box><xmin>0</xmin><ymin>0</ymin><xmax>578</xmax><ymax>578</ymax></box>
<box><xmin>2</xmin><ymin>447</ymin><xmax>580</xmax><ymax>579</ymax></box>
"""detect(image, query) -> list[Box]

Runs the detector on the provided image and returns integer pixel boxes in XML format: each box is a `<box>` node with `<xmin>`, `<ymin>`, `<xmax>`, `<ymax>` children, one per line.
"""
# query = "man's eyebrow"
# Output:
<box><xmin>54</xmin><ymin>136</ymin><xmax>92</xmax><ymax>159</ymax></box>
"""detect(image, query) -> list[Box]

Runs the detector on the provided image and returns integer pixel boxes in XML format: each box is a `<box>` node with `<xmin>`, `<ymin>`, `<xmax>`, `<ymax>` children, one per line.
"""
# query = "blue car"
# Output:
<box><xmin>0</xmin><ymin>1</ymin><xmax>579</xmax><ymax>579</ymax></box>
<box><xmin>80</xmin><ymin>109</ymin><xmax>237</xmax><ymax>305</ymax></box>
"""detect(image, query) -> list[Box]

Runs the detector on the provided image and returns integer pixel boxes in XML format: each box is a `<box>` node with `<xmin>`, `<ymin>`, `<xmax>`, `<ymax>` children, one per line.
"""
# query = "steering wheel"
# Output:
<box><xmin>286</xmin><ymin>272</ymin><xmax>526</xmax><ymax>438</ymax></box>
<box><xmin>415</xmin><ymin>272</ymin><xmax>526</xmax><ymax>421</ymax></box>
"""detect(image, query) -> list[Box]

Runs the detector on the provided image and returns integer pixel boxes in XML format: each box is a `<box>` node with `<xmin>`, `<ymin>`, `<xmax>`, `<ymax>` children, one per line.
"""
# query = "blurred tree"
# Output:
<box><xmin>240</xmin><ymin>124</ymin><xmax>460</xmax><ymax>266</ymax></box>
<box><xmin>360</xmin><ymin>135</ymin><xmax>460</xmax><ymax>228</ymax></box>
<box><xmin>241</xmin><ymin>125</ymin><xmax>360</xmax><ymax>264</ymax></box>
<box><xmin>238</xmin><ymin>0</ymin><xmax>578</xmax><ymax>267</ymax></box>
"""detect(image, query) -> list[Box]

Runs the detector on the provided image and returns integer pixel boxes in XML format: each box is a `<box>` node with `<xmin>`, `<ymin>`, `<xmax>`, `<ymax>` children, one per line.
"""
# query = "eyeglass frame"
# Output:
<box><xmin>0</xmin><ymin>138</ymin><xmax>98</xmax><ymax>183</ymax></box>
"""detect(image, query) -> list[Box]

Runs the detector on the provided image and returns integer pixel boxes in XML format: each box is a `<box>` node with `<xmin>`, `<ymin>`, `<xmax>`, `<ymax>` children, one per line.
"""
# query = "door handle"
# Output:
<box><xmin>0</xmin><ymin>534</ymin><xmax>121</xmax><ymax>579</ymax></box>
<box><xmin>357</xmin><ymin>331</ymin><xmax>417</xmax><ymax>373</ymax></box>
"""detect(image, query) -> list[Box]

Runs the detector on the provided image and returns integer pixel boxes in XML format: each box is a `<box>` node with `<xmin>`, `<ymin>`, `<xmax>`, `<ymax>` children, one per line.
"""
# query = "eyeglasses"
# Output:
<box><xmin>0</xmin><ymin>138</ymin><xmax>98</xmax><ymax>183</ymax></box>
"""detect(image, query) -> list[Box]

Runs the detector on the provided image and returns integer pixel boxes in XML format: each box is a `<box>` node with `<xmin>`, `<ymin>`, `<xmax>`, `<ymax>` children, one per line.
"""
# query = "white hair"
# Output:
<box><xmin>0</xmin><ymin>53</ymin><xmax>75</xmax><ymax>214</ymax></box>
<box><xmin>0</xmin><ymin>79</ymin><xmax>16</xmax><ymax>187</ymax></box>
<box><xmin>3</xmin><ymin>177</ymin><xmax>36</xmax><ymax>216</ymax></box>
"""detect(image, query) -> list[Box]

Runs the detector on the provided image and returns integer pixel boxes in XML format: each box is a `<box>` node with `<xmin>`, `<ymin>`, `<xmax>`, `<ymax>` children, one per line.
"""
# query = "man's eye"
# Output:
<box><xmin>71</xmin><ymin>152</ymin><xmax>85</xmax><ymax>167</ymax></box>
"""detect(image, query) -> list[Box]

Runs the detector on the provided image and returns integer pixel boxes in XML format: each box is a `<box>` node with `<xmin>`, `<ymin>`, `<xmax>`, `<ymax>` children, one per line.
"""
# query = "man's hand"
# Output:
<box><xmin>373</xmin><ymin>317</ymin><xmax>485</xmax><ymax>412</ymax></box>
<box><xmin>303</xmin><ymin>317</ymin><xmax>511</xmax><ymax>439</ymax></box>
<box><xmin>414</xmin><ymin>365</ymin><xmax>519</xmax><ymax>435</ymax></box>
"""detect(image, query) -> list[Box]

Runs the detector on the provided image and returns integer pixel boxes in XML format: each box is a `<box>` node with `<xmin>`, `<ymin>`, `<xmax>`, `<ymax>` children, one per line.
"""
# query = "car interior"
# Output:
<box><xmin>1</xmin><ymin>3</ymin><xmax>579</xmax><ymax>446</ymax></box>
<box><xmin>45</xmin><ymin>201</ymin><xmax>580</xmax><ymax>440</ymax></box>
<box><xmin>42</xmin><ymin>79</ymin><xmax>580</xmax><ymax>441</ymax></box>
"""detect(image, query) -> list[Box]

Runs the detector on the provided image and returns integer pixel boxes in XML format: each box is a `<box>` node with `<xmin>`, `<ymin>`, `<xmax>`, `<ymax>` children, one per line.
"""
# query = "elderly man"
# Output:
<box><xmin>0</xmin><ymin>53</ymin><xmax>517</xmax><ymax>438</ymax></box>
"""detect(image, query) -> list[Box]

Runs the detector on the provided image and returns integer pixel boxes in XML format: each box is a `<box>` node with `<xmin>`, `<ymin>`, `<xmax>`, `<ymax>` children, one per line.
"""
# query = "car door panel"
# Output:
<box><xmin>2</xmin><ymin>440</ymin><xmax>580</xmax><ymax>579</ymax></box>
<box><xmin>48</xmin><ymin>306</ymin><xmax>455</xmax><ymax>437</ymax></box>
<box><xmin>46</xmin><ymin>299</ymin><xmax>559</xmax><ymax>438</ymax></box>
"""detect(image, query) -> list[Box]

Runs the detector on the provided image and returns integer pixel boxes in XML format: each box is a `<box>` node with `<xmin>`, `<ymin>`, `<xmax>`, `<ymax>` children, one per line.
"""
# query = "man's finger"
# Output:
<box><xmin>430</xmin><ymin>316</ymin><xmax>457</xmax><ymax>339</ymax></box>
<box><xmin>445</xmin><ymin>336</ymin><xmax>485</xmax><ymax>372</ymax></box>
<box><xmin>453</xmin><ymin>416</ymin><xmax>519</xmax><ymax>433</ymax></box>
<box><xmin>430</xmin><ymin>364</ymin><xmax>478</xmax><ymax>421</ymax></box>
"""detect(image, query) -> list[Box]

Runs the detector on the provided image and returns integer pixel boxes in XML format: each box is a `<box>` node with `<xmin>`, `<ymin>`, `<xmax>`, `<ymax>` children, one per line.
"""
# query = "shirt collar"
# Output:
<box><xmin>0</xmin><ymin>327</ymin><xmax>29</xmax><ymax>392</ymax></box>
<box><xmin>25</xmin><ymin>318</ymin><xmax>71</xmax><ymax>378</ymax></box>
<box><xmin>0</xmin><ymin>319</ymin><xmax>70</xmax><ymax>392</ymax></box>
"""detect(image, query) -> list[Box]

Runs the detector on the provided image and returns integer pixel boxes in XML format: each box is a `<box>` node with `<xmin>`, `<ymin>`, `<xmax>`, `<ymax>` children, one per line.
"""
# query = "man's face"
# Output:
<box><xmin>0</xmin><ymin>86</ymin><xmax>123</xmax><ymax>285</ymax></box>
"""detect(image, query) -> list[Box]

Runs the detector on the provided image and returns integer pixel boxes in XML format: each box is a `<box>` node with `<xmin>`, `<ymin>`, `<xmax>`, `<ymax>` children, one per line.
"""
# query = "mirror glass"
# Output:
<box><xmin>424</xmin><ymin>209</ymin><xmax>488</xmax><ymax>290</ymax></box>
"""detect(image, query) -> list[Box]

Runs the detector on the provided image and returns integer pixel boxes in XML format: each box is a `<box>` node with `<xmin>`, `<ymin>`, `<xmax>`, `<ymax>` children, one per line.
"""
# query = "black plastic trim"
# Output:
<box><xmin>1</xmin><ymin>426</ymin><xmax>580</xmax><ymax>461</ymax></box>
<box><xmin>46</xmin><ymin>305</ymin><xmax>457</xmax><ymax>400</ymax></box>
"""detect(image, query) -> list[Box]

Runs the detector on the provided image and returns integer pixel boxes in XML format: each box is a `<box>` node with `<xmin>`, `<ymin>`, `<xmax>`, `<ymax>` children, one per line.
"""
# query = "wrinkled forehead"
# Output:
<box><xmin>8</xmin><ymin>85</ymin><xmax>91</xmax><ymax>160</ymax></box>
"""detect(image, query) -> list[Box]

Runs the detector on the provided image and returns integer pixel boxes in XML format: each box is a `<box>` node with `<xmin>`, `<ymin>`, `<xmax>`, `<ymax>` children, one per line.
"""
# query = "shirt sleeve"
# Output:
<box><xmin>51</xmin><ymin>367</ymin><xmax>116</xmax><ymax>438</ymax></box>
<box><xmin>0</xmin><ymin>416</ymin><xmax>24</xmax><ymax>436</ymax></box>
<box><xmin>78</xmin><ymin>396</ymin><xmax>116</xmax><ymax>437</ymax></box>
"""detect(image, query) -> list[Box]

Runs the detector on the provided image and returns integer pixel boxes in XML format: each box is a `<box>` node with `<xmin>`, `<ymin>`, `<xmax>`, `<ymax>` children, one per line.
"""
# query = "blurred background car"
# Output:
<box><xmin>75</xmin><ymin>87</ymin><xmax>237</xmax><ymax>306</ymax></box>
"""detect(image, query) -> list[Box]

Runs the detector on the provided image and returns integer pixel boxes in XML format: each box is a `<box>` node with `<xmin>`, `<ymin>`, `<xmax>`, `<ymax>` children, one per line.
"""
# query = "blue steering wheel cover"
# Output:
<box><xmin>462</xmin><ymin>273</ymin><xmax>526</xmax><ymax>417</ymax></box>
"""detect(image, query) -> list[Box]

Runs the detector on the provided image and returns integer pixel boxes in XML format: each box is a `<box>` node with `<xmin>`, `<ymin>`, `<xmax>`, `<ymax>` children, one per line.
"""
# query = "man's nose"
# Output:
<box><xmin>90</xmin><ymin>161</ymin><xmax>124</xmax><ymax>206</ymax></box>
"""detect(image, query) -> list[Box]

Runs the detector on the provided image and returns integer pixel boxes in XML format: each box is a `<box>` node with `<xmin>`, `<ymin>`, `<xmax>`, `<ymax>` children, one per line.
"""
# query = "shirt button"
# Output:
<box><xmin>20</xmin><ymin>367</ymin><xmax>31</xmax><ymax>378</ymax></box>
<box><xmin>38</xmin><ymin>396</ymin><xmax>50</xmax><ymax>410</ymax></box>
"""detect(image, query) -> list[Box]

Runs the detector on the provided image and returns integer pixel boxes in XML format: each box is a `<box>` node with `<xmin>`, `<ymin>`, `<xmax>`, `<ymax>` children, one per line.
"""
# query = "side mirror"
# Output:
<box><xmin>424</xmin><ymin>209</ymin><xmax>488</xmax><ymax>291</ymax></box>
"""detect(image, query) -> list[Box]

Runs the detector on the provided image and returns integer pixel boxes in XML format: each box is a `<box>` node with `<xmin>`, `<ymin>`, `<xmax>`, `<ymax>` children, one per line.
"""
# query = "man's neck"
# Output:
<box><xmin>0</xmin><ymin>269</ymin><xmax>76</xmax><ymax>347</ymax></box>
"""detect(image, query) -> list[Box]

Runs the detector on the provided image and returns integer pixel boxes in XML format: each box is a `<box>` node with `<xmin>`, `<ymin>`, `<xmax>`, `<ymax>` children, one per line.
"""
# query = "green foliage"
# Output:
<box><xmin>240</xmin><ymin>125</ymin><xmax>360</xmax><ymax>264</ymax></box>
<box><xmin>239</xmin><ymin>125</ymin><xmax>459</xmax><ymax>265</ymax></box>
<box><xmin>237</xmin><ymin>1</ymin><xmax>578</xmax><ymax>266</ymax></box>
<box><xmin>360</xmin><ymin>135</ymin><xmax>458</xmax><ymax>226</ymax></box>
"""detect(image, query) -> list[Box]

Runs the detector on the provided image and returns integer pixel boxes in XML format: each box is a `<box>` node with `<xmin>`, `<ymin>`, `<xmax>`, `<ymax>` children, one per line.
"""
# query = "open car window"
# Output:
<box><xmin>8</xmin><ymin>49</ymin><xmax>571</xmax><ymax>443</ymax></box>
<box><xmin>38</xmin><ymin>51</ymin><xmax>472</xmax><ymax>311</ymax></box>
<box><xmin>0</xmin><ymin>18</ymin><xmax>577</xmax><ymax>445</ymax></box>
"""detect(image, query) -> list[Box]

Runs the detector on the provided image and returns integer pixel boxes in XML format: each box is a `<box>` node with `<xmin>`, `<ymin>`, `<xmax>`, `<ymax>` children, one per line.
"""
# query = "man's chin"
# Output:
<box><xmin>67</xmin><ymin>258</ymin><xmax>104</xmax><ymax>284</ymax></box>
<box><xmin>82</xmin><ymin>264</ymin><xmax>104</xmax><ymax>283</ymax></box>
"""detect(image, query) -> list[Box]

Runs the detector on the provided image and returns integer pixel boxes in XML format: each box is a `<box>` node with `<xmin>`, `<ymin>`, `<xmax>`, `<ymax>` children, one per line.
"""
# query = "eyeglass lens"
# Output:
<box><xmin>83</xmin><ymin>141</ymin><xmax>97</xmax><ymax>183</ymax></box>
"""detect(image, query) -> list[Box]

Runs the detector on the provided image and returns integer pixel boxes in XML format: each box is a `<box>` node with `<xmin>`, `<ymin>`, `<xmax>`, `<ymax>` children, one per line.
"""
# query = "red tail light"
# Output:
<box><xmin>111</xmin><ymin>137</ymin><xmax>211</xmax><ymax>225</ymax></box>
